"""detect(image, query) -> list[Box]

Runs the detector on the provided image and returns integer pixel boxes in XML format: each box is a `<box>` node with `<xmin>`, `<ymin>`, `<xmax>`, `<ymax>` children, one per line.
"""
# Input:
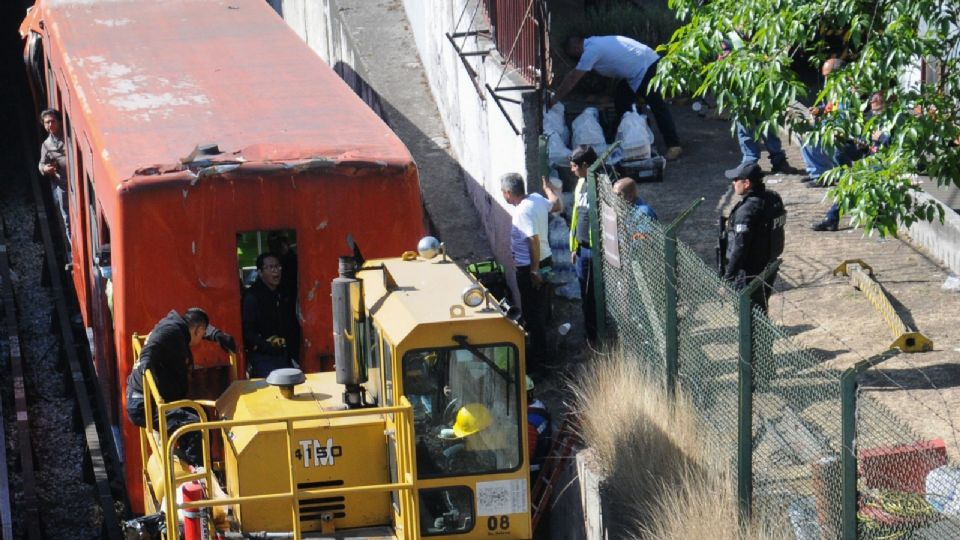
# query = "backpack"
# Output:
<box><xmin>763</xmin><ymin>191</ymin><xmax>787</xmax><ymax>260</ymax></box>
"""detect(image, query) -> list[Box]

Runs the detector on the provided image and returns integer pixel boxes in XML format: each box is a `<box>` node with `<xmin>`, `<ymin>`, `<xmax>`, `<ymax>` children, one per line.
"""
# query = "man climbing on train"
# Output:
<box><xmin>38</xmin><ymin>108</ymin><xmax>69</xmax><ymax>241</ymax></box>
<box><xmin>125</xmin><ymin>308</ymin><xmax>236</xmax><ymax>467</ymax></box>
<box><xmin>242</xmin><ymin>252</ymin><xmax>301</xmax><ymax>378</ymax></box>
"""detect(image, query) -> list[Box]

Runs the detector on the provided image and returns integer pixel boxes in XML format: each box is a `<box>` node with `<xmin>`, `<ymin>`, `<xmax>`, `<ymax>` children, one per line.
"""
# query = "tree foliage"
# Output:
<box><xmin>654</xmin><ymin>0</ymin><xmax>960</xmax><ymax>236</ymax></box>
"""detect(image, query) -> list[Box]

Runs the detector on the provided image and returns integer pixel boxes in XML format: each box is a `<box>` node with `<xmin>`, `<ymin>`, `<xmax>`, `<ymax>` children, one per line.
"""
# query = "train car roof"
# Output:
<box><xmin>33</xmin><ymin>0</ymin><xmax>413</xmax><ymax>185</ymax></box>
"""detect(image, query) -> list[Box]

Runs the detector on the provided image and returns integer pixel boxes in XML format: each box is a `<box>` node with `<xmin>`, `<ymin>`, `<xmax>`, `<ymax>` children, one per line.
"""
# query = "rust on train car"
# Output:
<box><xmin>21</xmin><ymin>0</ymin><xmax>425</xmax><ymax>513</ymax></box>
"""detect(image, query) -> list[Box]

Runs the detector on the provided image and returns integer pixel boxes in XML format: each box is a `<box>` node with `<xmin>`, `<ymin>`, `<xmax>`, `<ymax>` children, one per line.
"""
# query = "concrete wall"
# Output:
<box><xmin>402</xmin><ymin>0</ymin><xmax>538</xmax><ymax>272</ymax></box>
<box><xmin>903</xmin><ymin>191</ymin><xmax>960</xmax><ymax>275</ymax></box>
<box><xmin>279</xmin><ymin>0</ymin><xmax>386</xmax><ymax>120</ymax></box>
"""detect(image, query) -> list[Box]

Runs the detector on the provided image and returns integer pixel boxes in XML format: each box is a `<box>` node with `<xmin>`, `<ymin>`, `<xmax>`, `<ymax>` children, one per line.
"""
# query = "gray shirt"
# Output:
<box><xmin>39</xmin><ymin>134</ymin><xmax>67</xmax><ymax>190</ymax></box>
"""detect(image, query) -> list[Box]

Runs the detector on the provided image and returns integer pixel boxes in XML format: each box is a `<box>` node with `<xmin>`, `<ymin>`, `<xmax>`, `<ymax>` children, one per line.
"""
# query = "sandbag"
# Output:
<box><xmin>543</xmin><ymin>103</ymin><xmax>570</xmax><ymax>146</ymax></box>
<box><xmin>546</xmin><ymin>131</ymin><xmax>572</xmax><ymax>167</ymax></box>
<box><xmin>615</xmin><ymin>105</ymin><xmax>654</xmax><ymax>161</ymax></box>
<box><xmin>571</xmin><ymin>107</ymin><xmax>608</xmax><ymax>159</ymax></box>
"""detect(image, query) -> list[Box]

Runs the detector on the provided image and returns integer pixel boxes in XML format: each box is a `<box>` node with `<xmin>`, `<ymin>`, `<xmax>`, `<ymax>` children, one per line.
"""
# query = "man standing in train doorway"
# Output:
<box><xmin>242</xmin><ymin>252</ymin><xmax>301</xmax><ymax>378</ymax></box>
<box><xmin>126</xmin><ymin>308</ymin><xmax>236</xmax><ymax>467</ymax></box>
<box><xmin>38</xmin><ymin>108</ymin><xmax>69</xmax><ymax>241</ymax></box>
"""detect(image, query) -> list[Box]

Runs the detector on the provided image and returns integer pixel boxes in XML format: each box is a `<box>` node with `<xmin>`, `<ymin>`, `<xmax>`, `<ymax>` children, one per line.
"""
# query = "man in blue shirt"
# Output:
<box><xmin>613</xmin><ymin>177</ymin><xmax>658</xmax><ymax>239</ymax></box>
<box><xmin>550</xmin><ymin>35</ymin><xmax>682</xmax><ymax>161</ymax></box>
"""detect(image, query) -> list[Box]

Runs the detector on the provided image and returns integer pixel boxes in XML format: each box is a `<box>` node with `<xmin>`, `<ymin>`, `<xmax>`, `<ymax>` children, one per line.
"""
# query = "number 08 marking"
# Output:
<box><xmin>487</xmin><ymin>515</ymin><xmax>510</xmax><ymax>531</ymax></box>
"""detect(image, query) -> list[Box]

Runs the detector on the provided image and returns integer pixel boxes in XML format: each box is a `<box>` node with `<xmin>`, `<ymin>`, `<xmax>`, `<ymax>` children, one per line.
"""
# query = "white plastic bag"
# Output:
<box><xmin>546</xmin><ymin>132</ymin><xmax>572</xmax><ymax>168</ymax></box>
<box><xmin>615</xmin><ymin>105</ymin><xmax>653</xmax><ymax>161</ymax></box>
<box><xmin>543</xmin><ymin>103</ymin><xmax>570</xmax><ymax>146</ymax></box>
<box><xmin>571</xmin><ymin>107</ymin><xmax>608</xmax><ymax>159</ymax></box>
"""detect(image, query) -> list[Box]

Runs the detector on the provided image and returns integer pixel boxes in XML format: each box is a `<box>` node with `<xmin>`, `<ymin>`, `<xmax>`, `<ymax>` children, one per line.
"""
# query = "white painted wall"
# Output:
<box><xmin>280</xmin><ymin>0</ymin><xmax>386</xmax><ymax>119</ymax></box>
<box><xmin>402</xmin><ymin>0</ymin><xmax>533</xmax><ymax>269</ymax></box>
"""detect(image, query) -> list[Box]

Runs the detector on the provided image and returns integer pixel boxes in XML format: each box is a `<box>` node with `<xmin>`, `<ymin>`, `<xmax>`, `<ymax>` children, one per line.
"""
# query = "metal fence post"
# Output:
<box><xmin>586</xmin><ymin>143</ymin><xmax>620</xmax><ymax>341</ymax></box>
<box><xmin>840</xmin><ymin>350</ymin><xmax>900</xmax><ymax>540</ymax></box>
<box><xmin>736</xmin><ymin>259</ymin><xmax>780</xmax><ymax>522</ymax></box>
<box><xmin>662</xmin><ymin>198</ymin><xmax>703</xmax><ymax>395</ymax></box>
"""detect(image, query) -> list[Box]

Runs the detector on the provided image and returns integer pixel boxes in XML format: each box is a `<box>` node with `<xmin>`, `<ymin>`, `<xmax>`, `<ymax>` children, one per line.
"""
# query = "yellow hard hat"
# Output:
<box><xmin>452</xmin><ymin>403</ymin><xmax>492</xmax><ymax>438</ymax></box>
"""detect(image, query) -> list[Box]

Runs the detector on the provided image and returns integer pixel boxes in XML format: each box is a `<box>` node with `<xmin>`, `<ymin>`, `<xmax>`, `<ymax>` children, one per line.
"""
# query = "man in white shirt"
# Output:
<box><xmin>550</xmin><ymin>35</ymin><xmax>682</xmax><ymax>161</ymax></box>
<box><xmin>501</xmin><ymin>173</ymin><xmax>553</xmax><ymax>368</ymax></box>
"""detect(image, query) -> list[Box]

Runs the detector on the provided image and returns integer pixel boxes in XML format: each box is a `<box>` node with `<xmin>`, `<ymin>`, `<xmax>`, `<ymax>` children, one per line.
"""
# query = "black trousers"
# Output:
<box><xmin>516</xmin><ymin>257</ymin><xmax>553</xmax><ymax>367</ymax></box>
<box><xmin>127</xmin><ymin>396</ymin><xmax>202</xmax><ymax>467</ymax></box>
<box><xmin>614</xmin><ymin>59</ymin><xmax>680</xmax><ymax>148</ymax></box>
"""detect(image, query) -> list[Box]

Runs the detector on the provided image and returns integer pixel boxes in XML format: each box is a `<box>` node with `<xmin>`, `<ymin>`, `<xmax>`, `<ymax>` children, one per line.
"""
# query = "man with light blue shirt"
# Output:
<box><xmin>550</xmin><ymin>35</ymin><xmax>682</xmax><ymax>161</ymax></box>
<box><xmin>502</xmin><ymin>173</ymin><xmax>553</xmax><ymax>368</ymax></box>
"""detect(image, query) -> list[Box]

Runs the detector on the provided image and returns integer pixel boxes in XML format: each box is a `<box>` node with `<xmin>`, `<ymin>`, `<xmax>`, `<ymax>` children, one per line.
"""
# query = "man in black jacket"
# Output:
<box><xmin>722</xmin><ymin>162</ymin><xmax>786</xmax><ymax>313</ymax></box>
<box><xmin>242</xmin><ymin>252</ymin><xmax>301</xmax><ymax>378</ymax></box>
<box><xmin>125</xmin><ymin>308</ymin><xmax>235</xmax><ymax>467</ymax></box>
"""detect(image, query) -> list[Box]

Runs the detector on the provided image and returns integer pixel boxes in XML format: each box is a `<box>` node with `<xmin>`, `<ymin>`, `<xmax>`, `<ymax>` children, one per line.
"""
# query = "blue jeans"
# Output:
<box><xmin>800</xmin><ymin>144</ymin><xmax>836</xmax><ymax>179</ymax></box>
<box><xmin>801</xmin><ymin>142</ymin><xmax>863</xmax><ymax>179</ymax></box>
<box><xmin>737</xmin><ymin>123</ymin><xmax>785</xmax><ymax>166</ymax></box>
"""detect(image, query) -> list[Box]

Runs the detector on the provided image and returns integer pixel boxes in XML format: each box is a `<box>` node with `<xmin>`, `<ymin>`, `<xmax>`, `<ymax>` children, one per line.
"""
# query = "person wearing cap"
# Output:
<box><xmin>721</xmin><ymin>162</ymin><xmax>786</xmax><ymax>312</ymax></box>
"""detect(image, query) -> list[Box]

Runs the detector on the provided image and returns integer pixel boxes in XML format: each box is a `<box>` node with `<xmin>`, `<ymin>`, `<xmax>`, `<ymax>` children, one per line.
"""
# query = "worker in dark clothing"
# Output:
<box><xmin>526</xmin><ymin>376</ymin><xmax>551</xmax><ymax>482</ymax></box>
<box><xmin>268</xmin><ymin>233</ymin><xmax>298</xmax><ymax>298</ymax></box>
<box><xmin>721</xmin><ymin>162</ymin><xmax>786</xmax><ymax>313</ymax></box>
<box><xmin>125</xmin><ymin>308</ymin><xmax>236</xmax><ymax>467</ymax></box>
<box><xmin>242</xmin><ymin>252</ymin><xmax>301</xmax><ymax>378</ymax></box>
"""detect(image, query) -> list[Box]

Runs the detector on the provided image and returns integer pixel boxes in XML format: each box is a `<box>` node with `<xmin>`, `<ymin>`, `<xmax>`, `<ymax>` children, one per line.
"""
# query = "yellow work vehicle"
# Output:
<box><xmin>132</xmin><ymin>237</ymin><xmax>532</xmax><ymax>539</ymax></box>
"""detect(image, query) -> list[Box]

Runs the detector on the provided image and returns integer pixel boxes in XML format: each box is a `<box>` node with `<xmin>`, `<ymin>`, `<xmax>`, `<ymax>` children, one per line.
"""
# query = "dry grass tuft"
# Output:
<box><xmin>569</xmin><ymin>349</ymin><xmax>790</xmax><ymax>539</ymax></box>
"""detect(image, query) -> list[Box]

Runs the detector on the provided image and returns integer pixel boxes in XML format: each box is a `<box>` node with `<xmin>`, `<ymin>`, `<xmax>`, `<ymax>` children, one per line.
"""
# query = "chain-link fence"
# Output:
<box><xmin>586</xmin><ymin>161</ymin><xmax>960</xmax><ymax>539</ymax></box>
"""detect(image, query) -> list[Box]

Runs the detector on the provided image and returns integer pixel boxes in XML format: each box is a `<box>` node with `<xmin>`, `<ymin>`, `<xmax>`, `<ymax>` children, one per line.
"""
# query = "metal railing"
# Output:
<box><xmin>483</xmin><ymin>0</ymin><xmax>545</xmax><ymax>85</ymax></box>
<box><xmin>131</xmin><ymin>335</ymin><xmax>420</xmax><ymax>540</ymax></box>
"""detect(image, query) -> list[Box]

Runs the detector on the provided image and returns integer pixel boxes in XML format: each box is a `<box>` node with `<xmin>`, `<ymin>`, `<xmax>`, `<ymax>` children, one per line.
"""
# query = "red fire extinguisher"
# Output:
<box><xmin>181</xmin><ymin>481</ymin><xmax>206</xmax><ymax>540</ymax></box>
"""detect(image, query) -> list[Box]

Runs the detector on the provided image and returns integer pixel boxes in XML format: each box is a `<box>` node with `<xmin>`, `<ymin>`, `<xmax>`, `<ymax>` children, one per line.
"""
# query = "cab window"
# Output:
<box><xmin>403</xmin><ymin>345</ymin><xmax>520</xmax><ymax>478</ymax></box>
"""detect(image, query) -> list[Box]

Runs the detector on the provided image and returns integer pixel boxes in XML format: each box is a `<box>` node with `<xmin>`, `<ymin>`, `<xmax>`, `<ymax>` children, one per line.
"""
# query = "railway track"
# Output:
<box><xmin>0</xmin><ymin>231</ymin><xmax>40</xmax><ymax>540</ymax></box>
<box><xmin>0</xmin><ymin>3</ymin><xmax>125</xmax><ymax>536</ymax></box>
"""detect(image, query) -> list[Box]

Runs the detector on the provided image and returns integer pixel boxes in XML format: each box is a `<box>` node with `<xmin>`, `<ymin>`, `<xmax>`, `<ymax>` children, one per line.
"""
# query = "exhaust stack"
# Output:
<box><xmin>332</xmin><ymin>256</ymin><xmax>367</xmax><ymax>408</ymax></box>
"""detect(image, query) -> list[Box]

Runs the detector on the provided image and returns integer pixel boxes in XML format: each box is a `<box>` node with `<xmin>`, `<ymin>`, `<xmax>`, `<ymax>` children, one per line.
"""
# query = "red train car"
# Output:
<box><xmin>20</xmin><ymin>0</ymin><xmax>425</xmax><ymax>512</ymax></box>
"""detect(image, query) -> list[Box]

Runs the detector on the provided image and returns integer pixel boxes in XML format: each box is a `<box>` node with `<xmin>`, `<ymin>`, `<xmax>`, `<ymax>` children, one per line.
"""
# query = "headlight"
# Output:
<box><xmin>461</xmin><ymin>284</ymin><xmax>485</xmax><ymax>307</ymax></box>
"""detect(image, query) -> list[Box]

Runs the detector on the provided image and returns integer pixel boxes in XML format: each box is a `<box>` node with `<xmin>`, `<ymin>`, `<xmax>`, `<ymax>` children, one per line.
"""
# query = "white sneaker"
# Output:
<box><xmin>666</xmin><ymin>146</ymin><xmax>683</xmax><ymax>161</ymax></box>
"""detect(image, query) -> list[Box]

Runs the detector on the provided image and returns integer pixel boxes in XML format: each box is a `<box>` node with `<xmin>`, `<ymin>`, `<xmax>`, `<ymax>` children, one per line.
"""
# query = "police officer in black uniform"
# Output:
<box><xmin>126</xmin><ymin>308</ymin><xmax>236</xmax><ymax>466</ymax></box>
<box><xmin>721</xmin><ymin>162</ymin><xmax>786</xmax><ymax>312</ymax></box>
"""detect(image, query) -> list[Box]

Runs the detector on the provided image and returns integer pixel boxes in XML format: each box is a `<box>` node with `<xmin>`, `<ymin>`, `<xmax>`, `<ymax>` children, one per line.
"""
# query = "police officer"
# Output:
<box><xmin>721</xmin><ymin>162</ymin><xmax>786</xmax><ymax>312</ymax></box>
<box><xmin>126</xmin><ymin>308</ymin><xmax>236</xmax><ymax>467</ymax></box>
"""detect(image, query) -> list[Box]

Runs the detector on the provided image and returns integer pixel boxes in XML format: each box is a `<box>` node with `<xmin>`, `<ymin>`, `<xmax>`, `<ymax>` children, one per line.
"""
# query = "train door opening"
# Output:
<box><xmin>235</xmin><ymin>230</ymin><xmax>301</xmax><ymax>377</ymax></box>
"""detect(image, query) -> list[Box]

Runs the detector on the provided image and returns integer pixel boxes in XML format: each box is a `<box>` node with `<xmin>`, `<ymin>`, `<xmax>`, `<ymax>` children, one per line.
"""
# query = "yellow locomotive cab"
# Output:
<box><xmin>133</xmin><ymin>238</ymin><xmax>533</xmax><ymax>539</ymax></box>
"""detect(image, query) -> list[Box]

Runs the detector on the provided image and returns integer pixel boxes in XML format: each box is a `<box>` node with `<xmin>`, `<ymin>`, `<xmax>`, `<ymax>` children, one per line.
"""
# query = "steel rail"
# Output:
<box><xmin>13</xmin><ymin>68</ymin><xmax>124</xmax><ymax>540</ymax></box>
<box><xmin>0</xmin><ymin>232</ymin><xmax>42</xmax><ymax>539</ymax></box>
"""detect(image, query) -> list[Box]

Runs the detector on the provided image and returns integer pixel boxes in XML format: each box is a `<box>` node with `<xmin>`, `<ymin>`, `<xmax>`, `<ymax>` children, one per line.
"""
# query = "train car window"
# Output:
<box><xmin>45</xmin><ymin>58</ymin><xmax>55</xmax><ymax>109</ymax></box>
<box><xmin>28</xmin><ymin>33</ymin><xmax>46</xmax><ymax>104</ymax></box>
<box><xmin>404</xmin><ymin>345</ymin><xmax>521</xmax><ymax>479</ymax></box>
<box><xmin>86</xmin><ymin>175</ymin><xmax>99</xmax><ymax>260</ymax></box>
<box><xmin>64</xmin><ymin>114</ymin><xmax>77</xmax><ymax>240</ymax></box>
